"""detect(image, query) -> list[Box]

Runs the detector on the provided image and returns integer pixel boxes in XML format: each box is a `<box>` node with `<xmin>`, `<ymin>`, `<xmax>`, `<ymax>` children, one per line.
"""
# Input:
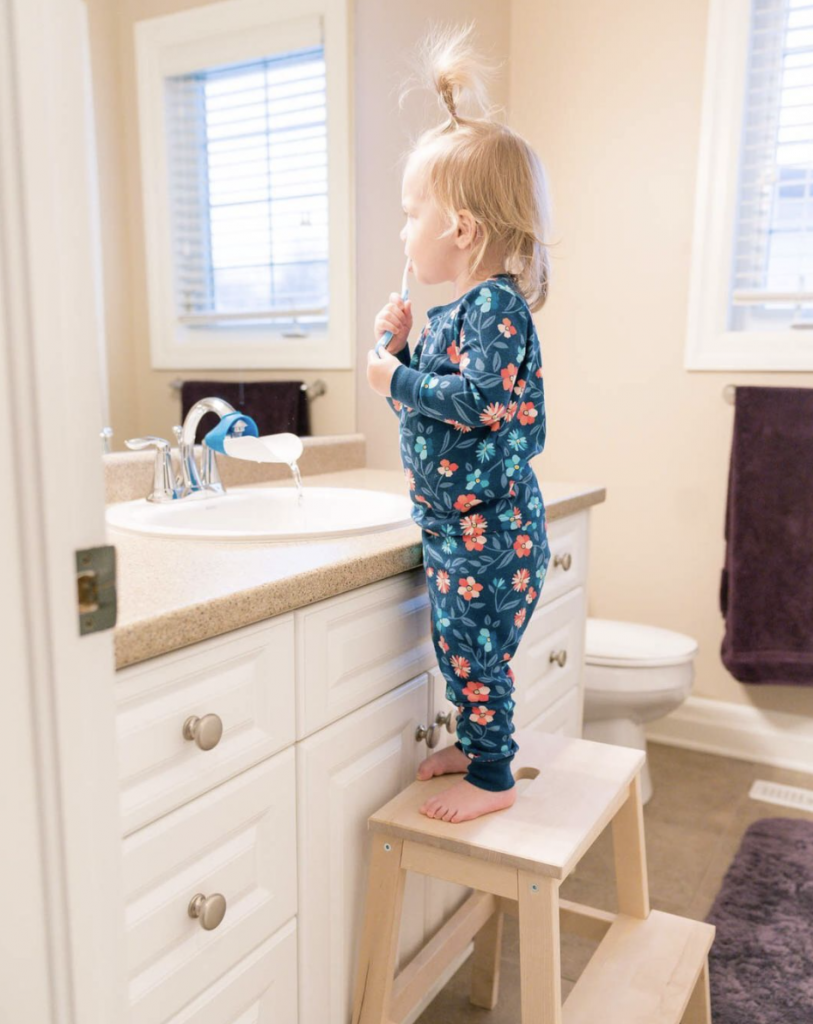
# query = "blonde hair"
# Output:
<box><xmin>398</xmin><ymin>21</ymin><xmax>556</xmax><ymax>313</ymax></box>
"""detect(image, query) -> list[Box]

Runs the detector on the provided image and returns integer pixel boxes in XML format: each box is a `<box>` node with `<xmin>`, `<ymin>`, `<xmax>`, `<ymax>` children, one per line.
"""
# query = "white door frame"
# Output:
<box><xmin>0</xmin><ymin>0</ymin><xmax>127</xmax><ymax>1020</ymax></box>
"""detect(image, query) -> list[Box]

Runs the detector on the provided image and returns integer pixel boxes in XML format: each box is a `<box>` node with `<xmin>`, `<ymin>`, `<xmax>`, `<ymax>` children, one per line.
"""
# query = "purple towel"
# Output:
<box><xmin>180</xmin><ymin>381</ymin><xmax>311</xmax><ymax>445</ymax></box>
<box><xmin>720</xmin><ymin>386</ymin><xmax>813</xmax><ymax>685</ymax></box>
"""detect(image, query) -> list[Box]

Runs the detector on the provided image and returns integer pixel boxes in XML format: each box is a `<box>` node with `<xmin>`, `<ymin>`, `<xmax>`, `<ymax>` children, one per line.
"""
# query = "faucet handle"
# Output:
<box><xmin>125</xmin><ymin>435</ymin><xmax>170</xmax><ymax>451</ymax></box>
<box><xmin>172</xmin><ymin>423</ymin><xmax>204</xmax><ymax>495</ymax></box>
<box><xmin>125</xmin><ymin>436</ymin><xmax>181</xmax><ymax>502</ymax></box>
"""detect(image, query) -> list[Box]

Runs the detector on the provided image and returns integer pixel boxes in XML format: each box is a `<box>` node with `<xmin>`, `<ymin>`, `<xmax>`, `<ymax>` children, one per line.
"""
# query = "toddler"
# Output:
<box><xmin>366</xmin><ymin>22</ymin><xmax>554</xmax><ymax>823</ymax></box>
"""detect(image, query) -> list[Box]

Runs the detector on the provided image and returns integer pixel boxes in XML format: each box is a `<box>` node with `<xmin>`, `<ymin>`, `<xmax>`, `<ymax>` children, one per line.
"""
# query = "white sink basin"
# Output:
<box><xmin>105</xmin><ymin>486</ymin><xmax>415</xmax><ymax>542</ymax></box>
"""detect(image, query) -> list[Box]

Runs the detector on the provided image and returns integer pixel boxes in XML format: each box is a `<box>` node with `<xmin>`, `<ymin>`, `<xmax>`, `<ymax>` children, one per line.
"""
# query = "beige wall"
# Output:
<box><xmin>510</xmin><ymin>0</ymin><xmax>813</xmax><ymax>717</ymax></box>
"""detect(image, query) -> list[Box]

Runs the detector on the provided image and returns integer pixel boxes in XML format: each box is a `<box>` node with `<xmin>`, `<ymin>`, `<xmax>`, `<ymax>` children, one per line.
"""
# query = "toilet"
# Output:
<box><xmin>581</xmin><ymin>618</ymin><xmax>699</xmax><ymax>804</ymax></box>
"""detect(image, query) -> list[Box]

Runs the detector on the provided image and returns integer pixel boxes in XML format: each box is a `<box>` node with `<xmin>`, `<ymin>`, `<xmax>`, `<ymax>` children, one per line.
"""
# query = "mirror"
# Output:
<box><xmin>85</xmin><ymin>1</ymin><xmax>357</xmax><ymax>451</ymax></box>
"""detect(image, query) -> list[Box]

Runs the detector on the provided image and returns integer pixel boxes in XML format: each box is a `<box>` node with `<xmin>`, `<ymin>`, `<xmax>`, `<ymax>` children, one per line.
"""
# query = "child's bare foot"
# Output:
<box><xmin>419</xmin><ymin>778</ymin><xmax>517</xmax><ymax>822</ymax></box>
<box><xmin>416</xmin><ymin>744</ymin><xmax>470</xmax><ymax>781</ymax></box>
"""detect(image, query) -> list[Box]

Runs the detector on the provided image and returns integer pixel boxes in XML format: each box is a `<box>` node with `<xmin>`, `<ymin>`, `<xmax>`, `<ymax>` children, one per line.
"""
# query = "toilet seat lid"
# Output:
<box><xmin>585</xmin><ymin>618</ymin><xmax>698</xmax><ymax>668</ymax></box>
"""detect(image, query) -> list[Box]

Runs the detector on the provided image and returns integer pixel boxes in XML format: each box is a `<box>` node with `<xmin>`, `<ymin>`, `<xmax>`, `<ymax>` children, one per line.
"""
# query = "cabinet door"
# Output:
<box><xmin>123</xmin><ymin>749</ymin><xmax>297</xmax><ymax>1024</ymax></box>
<box><xmin>511</xmin><ymin>586</ymin><xmax>586</xmax><ymax>730</ymax></box>
<box><xmin>116</xmin><ymin>615</ymin><xmax>296</xmax><ymax>835</ymax></box>
<box><xmin>163</xmin><ymin>917</ymin><xmax>297</xmax><ymax>1024</ymax></box>
<box><xmin>523</xmin><ymin>686</ymin><xmax>581</xmax><ymax>738</ymax></box>
<box><xmin>295</xmin><ymin>569</ymin><xmax>433</xmax><ymax>739</ymax></box>
<box><xmin>541</xmin><ymin>508</ymin><xmax>589</xmax><ymax>606</ymax></box>
<box><xmin>296</xmin><ymin>673</ymin><xmax>432</xmax><ymax>1024</ymax></box>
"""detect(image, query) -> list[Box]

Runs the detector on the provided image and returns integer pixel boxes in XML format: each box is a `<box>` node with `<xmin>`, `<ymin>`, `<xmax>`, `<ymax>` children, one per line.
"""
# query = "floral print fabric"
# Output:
<box><xmin>387</xmin><ymin>273</ymin><xmax>547</xmax><ymax>535</ymax></box>
<box><xmin>422</xmin><ymin>518</ymin><xmax>550</xmax><ymax>791</ymax></box>
<box><xmin>384</xmin><ymin>274</ymin><xmax>551</xmax><ymax>791</ymax></box>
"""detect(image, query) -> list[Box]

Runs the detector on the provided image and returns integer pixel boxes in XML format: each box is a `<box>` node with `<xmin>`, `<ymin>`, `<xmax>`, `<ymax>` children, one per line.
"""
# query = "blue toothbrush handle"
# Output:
<box><xmin>375</xmin><ymin>287</ymin><xmax>410</xmax><ymax>358</ymax></box>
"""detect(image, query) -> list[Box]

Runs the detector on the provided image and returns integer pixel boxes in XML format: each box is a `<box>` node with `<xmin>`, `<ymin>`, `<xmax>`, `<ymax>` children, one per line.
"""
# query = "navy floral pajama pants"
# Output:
<box><xmin>421</xmin><ymin>515</ymin><xmax>551</xmax><ymax>792</ymax></box>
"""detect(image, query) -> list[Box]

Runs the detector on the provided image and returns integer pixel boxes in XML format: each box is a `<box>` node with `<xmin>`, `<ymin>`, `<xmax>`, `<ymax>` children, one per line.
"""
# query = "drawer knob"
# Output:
<box><xmin>435</xmin><ymin>709</ymin><xmax>458</xmax><ymax>733</ymax></box>
<box><xmin>183</xmin><ymin>713</ymin><xmax>223</xmax><ymax>751</ymax></box>
<box><xmin>553</xmin><ymin>552</ymin><xmax>572</xmax><ymax>571</ymax></box>
<box><xmin>188</xmin><ymin>892</ymin><xmax>227</xmax><ymax>931</ymax></box>
<box><xmin>415</xmin><ymin>722</ymin><xmax>441</xmax><ymax>748</ymax></box>
<box><xmin>549</xmin><ymin>649</ymin><xmax>568</xmax><ymax>668</ymax></box>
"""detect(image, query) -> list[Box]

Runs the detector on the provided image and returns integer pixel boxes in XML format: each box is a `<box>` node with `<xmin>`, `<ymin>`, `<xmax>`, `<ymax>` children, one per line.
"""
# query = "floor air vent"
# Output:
<box><xmin>748</xmin><ymin>779</ymin><xmax>813</xmax><ymax>812</ymax></box>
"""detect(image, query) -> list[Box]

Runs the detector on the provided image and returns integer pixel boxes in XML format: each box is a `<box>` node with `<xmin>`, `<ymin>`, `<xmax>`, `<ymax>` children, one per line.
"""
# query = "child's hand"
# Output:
<box><xmin>366</xmin><ymin>346</ymin><xmax>401</xmax><ymax>397</ymax></box>
<box><xmin>374</xmin><ymin>293</ymin><xmax>412</xmax><ymax>354</ymax></box>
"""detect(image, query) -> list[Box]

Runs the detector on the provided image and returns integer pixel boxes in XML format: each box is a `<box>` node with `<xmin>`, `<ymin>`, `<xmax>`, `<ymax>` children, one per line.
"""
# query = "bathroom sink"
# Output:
<box><xmin>105</xmin><ymin>486</ymin><xmax>415</xmax><ymax>542</ymax></box>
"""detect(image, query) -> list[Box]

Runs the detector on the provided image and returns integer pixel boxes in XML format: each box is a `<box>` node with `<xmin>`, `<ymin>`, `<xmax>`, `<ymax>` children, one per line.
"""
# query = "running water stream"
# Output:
<box><xmin>289</xmin><ymin>460</ymin><xmax>304</xmax><ymax>503</ymax></box>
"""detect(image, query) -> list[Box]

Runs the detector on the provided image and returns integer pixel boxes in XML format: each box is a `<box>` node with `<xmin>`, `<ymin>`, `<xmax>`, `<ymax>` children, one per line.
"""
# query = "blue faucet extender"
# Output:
<box><xmin>203</xmin><ymin>411</ymin><xmax>259</xmax><ymax>454</ymax></box>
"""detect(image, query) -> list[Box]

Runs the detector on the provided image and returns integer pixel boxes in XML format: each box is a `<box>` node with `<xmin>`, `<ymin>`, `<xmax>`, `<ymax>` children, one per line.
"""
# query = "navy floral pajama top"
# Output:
<box><xmin>386</xmin><ymin>273</ymin><xmax>547</xmax><ymax>538</ymax></box>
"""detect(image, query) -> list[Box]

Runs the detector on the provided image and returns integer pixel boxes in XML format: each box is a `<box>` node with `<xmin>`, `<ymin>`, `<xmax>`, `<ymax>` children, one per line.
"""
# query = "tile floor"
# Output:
<box><xmin>415</xmin><ymin>741</ymin><xmax>813</xmax><ymax>1023</ymax></box>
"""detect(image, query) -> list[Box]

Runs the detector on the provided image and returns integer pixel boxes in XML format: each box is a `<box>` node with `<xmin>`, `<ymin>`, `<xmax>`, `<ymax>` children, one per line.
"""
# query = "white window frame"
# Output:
<box><xmin>134</xmin><ymin>0</ymin><xmax>354</xmax><ymax>370</ymax></box>
<box><xmin>685</xmin><ymin>0</ymin><xmax>813</xmax><ymax>370</ymax></box>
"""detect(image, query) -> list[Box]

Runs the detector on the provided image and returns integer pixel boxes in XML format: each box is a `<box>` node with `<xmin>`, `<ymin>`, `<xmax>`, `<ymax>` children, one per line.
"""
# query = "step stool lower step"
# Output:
<box><xmin>562</xmin><ymin>909</ymin><xmax>715</xmax><ymax>1024</ymax></box>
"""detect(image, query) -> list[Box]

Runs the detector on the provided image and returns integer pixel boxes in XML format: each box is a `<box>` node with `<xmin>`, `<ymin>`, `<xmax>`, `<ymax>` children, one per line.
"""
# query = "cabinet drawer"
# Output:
<box><xmin>511</xmin><ymin>585</ymin><xmax>586</xmax><ymax>729</ymax></box>
<box><xmin>164</xmin><ymin>917</ymin><xmax>297</xmax><ymax>1023</ymax></box>
<box><xmin>116</xmin><ymin>616</ymin><xmax>295</xmax><ymax>835</ymax></box>
<box><xmin>295</xmin><ymin>569</ymin><xmax>433</xmax><ymax>738</ymax></box>
<box><xmin>539</xmin><ymin>509</ymin><xmax>589</xmax><ymax>607</ymax></box>
<box><xmin>524</xmin><ymin>685</ymin><xmax>581</xmax><ymax>738</ymax></box>
<box><xmin>123</xmin><ymin>748</ymin><xmax>297</xmax><ymax>1024</ymax></box>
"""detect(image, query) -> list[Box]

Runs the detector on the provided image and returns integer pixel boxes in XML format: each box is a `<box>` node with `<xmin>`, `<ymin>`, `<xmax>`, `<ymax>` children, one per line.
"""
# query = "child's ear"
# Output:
<box><xmin>455</xmin><ymin>208</ymin><xmax>478</xmax><ymax>247</ymax></box>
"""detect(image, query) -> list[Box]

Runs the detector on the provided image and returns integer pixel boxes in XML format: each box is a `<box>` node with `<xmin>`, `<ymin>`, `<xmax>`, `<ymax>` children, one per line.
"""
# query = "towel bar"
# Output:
<box><xmin>169</xmin><ymin>378</ymin><xmax>327</xmax><ymax>402</ymax></box>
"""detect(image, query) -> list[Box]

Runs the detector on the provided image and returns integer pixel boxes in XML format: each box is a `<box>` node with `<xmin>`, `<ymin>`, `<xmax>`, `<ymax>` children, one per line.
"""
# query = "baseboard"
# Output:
<box><xmin>644</xmin><ymin>695</ymin><xmax>813</xmax><ymax>776</ymax></box>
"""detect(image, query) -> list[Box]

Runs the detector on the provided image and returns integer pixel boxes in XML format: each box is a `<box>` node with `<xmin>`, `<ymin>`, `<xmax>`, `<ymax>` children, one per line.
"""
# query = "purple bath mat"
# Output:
<box><xmin>705</xmin><ymin>817</ymin><xmax>813</xmax><ymax>1024</ymax></box>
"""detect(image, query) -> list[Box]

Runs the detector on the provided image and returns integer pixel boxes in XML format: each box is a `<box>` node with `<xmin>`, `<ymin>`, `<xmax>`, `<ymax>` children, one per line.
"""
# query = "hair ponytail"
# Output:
<box><xmin>397</xmin><ymin>21</ymin><xmax>557</xmax><ymax>313</ymax></box>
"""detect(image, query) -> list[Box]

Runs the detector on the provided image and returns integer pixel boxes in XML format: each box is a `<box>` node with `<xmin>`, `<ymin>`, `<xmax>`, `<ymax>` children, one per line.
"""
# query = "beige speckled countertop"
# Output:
<box><xmin>109</xmin><ymin>465</ymin><xmax>605</xmax><ymax>670</ymax></box>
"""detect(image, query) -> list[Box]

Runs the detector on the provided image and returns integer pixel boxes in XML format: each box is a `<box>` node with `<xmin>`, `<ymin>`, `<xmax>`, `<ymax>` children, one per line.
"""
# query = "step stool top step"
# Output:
<box><xmin>563</xmin><ymin>909</ymin><xmax>715</xmax><ymax>1024</ymax></box>
<box><xmin>369</xmin><ymin>731</ymin><xmax>646</xmax><ymax>878</ymax></box>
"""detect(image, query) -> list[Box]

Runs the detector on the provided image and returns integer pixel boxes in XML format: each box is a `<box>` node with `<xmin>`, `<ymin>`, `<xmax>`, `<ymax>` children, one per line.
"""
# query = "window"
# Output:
<box><xmin>685</xmin><ymin>0</ymin><xmax>813</xmax><ymax>369</ymax></box>
<box><xmin>135</xmin><ymin>0</ymin><xmax>354</xmax><ymax>370</ymax></box>
<box><xmin>165</xmin><ymin>49</ymin><xmax>328</xmax><ymax>325</ymax></box>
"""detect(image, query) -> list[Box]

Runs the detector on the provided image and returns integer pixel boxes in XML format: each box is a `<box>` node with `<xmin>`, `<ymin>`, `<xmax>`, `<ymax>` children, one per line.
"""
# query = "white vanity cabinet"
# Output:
<box><xmin>113</xmin><ymin>505</ymin><xmax>590</xmax><ymax>1024</ymax></box>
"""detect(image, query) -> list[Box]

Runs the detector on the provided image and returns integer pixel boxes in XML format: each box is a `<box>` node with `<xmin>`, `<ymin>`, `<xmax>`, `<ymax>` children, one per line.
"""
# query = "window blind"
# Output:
<box><xmin>164</xmin><ymin>45</ymin><xmax>328</xmax><ymax>328</ymax></box>
<box><xmin>731</xmin><ymin>0</ymin><xmax>813</xmax><ymax>311</ymax></box>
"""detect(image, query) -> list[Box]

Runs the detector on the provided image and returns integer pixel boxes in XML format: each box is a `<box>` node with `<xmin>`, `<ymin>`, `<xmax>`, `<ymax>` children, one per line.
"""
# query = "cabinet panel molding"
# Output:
<box><xmin>296</xmin><ymin>674</ymin><xmax>430</xmax><ymax>1024</ymax></box>
<box><xmin>295</xmin><ymin>569</ymin><xmax>433</xmax><ymax>738</ymax></box>
<box><xmin>163</xmin><ymin>916</ymin><xmax>298</xmax><ymax>1023</ymax></box>
<box><xmin>117</xmin><ymin>616</ymin><xmax>295</xmax><ymax>835</ymax></box>
<box><xmin>123</xmin><ymin>748</ymin><xmax>297</xmax><ymax>1024</ymax></box>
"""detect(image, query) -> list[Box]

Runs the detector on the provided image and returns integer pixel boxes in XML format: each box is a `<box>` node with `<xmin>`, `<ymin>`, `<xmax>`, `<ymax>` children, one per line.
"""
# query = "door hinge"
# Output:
<box><xmin>76</xmin><ymin>545</ymin><xmax>117</xmax><ymax>636</ymax></box>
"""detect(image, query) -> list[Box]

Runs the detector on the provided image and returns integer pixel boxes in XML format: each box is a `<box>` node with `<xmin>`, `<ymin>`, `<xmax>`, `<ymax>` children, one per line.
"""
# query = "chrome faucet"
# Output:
<box><xmin>123</xmin><ymin>436</ymin><xmax>183</xmax><ymax>502</ymax></box>
<box><xmin>175</xmin><ymin>396</ymin><xmax>240</xmax><ymax>496</ymax></box>
<box><xmin>126</xmin><ymin>396</ymin><xmax>256</xmax><ymax>502</ymax></box>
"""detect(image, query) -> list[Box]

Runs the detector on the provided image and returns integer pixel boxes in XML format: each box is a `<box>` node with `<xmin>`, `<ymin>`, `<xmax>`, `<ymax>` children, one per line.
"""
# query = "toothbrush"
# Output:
<box><xmin>375</xmin><ymin>256</ymin><xmax>412</xmax><ymax>358</ymax></box>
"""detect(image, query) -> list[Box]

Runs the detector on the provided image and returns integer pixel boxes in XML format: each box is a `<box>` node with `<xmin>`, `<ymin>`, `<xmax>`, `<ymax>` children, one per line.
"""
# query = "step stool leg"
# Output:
<box><xmin>470</xmin><ymin>906</ymin><xmax>504</xmax><ymax>1010</ymax></box>
<box><xmin>681</xmin><ymin>958</ymin><xmax>712</xmax><ymax>1024</ymax></box>
<box><xmin>517</xmin><ymin>872</ymin><xmax>562</xmax><ymax>1024</ymax></box>
<box><xmin>611</xmin><ymin>771</ymin><xmax>650</xmax><ymax>918</ymax></box>
<box><xmin>351</xmin><ymin>833</ymin><xmax>407</xmax><ymax>1024</ymax></box>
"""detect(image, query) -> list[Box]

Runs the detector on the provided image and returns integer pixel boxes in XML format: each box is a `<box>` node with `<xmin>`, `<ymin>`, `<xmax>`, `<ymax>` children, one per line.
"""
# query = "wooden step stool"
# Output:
<box><xmin>351</xmin><ymin>729</ymin><xmax>715</xmax><ymax>1024</ymax></box>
